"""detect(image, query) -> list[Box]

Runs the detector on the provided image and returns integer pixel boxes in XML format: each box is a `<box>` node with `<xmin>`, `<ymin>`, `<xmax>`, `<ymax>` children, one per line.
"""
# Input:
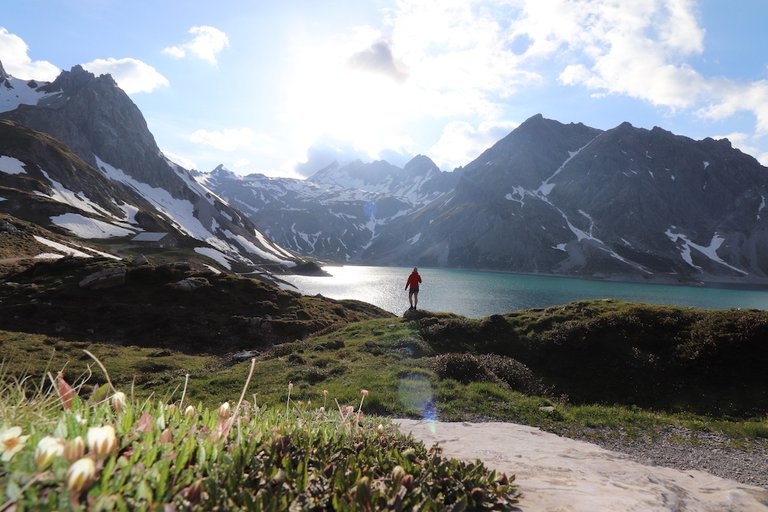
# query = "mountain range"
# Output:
<box><xmin>2</xmin><ymin>59</ymin><xmax>768</xmax><ymax>285</ymax></box>
<box><xmin>202</xmin><ymin>115</ymin><xmax>768</xmax><ymax>284</ymax></box>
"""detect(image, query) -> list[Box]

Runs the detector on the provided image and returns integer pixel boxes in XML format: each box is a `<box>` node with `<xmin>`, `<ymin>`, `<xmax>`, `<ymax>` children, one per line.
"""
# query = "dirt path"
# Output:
<box><xmin>396</xmin><ymin>419</ymin><xmax>768</xmax><ymax>512</ymax></box>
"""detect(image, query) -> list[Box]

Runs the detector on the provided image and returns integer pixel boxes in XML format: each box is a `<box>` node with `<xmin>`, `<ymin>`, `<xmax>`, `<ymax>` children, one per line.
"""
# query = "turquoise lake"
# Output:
<box><xmin>281</xmin><ymin>265</ymin><xmax>768</xmax><ymax>318</ymax></box>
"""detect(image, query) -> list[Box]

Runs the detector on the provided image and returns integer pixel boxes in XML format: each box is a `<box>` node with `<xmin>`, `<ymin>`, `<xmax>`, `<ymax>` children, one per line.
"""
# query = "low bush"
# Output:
<box><xmin>474</xmin><ymin>354</ymin><xmax>550</xmax><ymax>396</ymax></box>
<box><xmin>432</xmin><ymin>353</ymin><xmax>496</xmax><ymax>384</ymax></box>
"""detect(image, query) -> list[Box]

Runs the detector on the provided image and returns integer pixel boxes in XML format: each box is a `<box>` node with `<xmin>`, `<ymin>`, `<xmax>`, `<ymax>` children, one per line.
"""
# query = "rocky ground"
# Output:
<box><xmin>581</xmin><ymin>425</ymin><xmax>768</xmax><ymax>489</ymax></box>
<box><xmin>398</xmin><ymin>419</ymin><xmax>768</xmax><ymax>512</ymax></box>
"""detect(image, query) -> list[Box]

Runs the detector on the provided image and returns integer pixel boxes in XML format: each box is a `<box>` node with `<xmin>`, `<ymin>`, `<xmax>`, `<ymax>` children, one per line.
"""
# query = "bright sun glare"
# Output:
<box><xmin>284</xmin><ymin>39</ymin><xmax>418</xmax><ymax>160</ymax></box>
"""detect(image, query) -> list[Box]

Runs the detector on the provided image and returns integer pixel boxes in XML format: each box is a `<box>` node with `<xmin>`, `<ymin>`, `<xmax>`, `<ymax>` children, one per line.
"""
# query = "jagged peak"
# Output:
<box><xmin>404</xmin><ymin>154</ymin><xmax>439</xmax><ymax>174</ymax></box>
<box><xmin>211</xmin><ymin>164</ymin><xmax>235</xmax><ymax>176</ymax></box>
<box><xmin>42</xmin><ymin>64</ymin><xmax>117</xmax><ymax>94</ymax></box>
<box><xmin>0</xmin><ymin>60</ymin><xmax>8</xmax><ymax>81</ymax></box>
<box><xmin>523</xmin><ymin>113</ymin><xmax>545</xmax><ymax>123</ymax></box>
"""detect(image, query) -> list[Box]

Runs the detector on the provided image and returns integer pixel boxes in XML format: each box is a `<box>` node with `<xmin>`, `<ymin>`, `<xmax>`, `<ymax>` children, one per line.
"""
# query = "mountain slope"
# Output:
<box><xmin>0</xmin><ymin>63</ymin><xmax>303</xmax><ymax>272</ymax></box>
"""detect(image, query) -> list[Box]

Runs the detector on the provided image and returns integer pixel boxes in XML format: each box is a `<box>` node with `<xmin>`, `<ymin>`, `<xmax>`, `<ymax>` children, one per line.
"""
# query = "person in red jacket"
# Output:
<box><xmin>405</xmin><ymin>267</ymin><xmax>422</xmax><ymax>310</ymax></box>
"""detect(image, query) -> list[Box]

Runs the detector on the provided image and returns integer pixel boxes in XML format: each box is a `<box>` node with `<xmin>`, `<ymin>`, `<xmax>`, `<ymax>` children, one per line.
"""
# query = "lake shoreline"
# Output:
<box><xmin>281</xmin><ymin>265</ymin><xmax>768</xmax><ymax>317</ymax></box>
<box><xmin>294</xmin><ymin>263</ymin><xmax>768</xmax><ymax>291</ymax></box>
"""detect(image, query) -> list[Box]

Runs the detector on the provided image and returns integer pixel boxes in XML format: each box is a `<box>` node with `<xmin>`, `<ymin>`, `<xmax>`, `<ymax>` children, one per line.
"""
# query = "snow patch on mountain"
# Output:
<box><xmin>0</xmin><ymin>155</ymin><xmax>26</xmax><ymax>174</ymax></box>
<box><xmin>194</xmin><ymin>247</ymin><xmax>233</xmax><ymax>270</ymax></box>
<box><xmin>113</xmin><ymin>200</ymin><xmax>140</xmax><ymax>225</ymax></box>
<box><xmin>0</xmin><ymin>76</ymin><xmax>61</xmax><ymax>113</ymax></box>
<box><xmin>96</xmin><ymin>155</ymin><xmax>213</xmax><ymax>240</ymax></box>
<box><xmin>537</xmin><ymin>137</ymin><xmax>601</xmax><ymax>196</ymax></box>
<box><xmin>35</xmin><ymin>253</ymin><xmax>65</xmax><ymax>260</ymax></box>
<box><xmin>758</xmin><ymin>195</ymin><xmax>766</xmax><ymax>221</ymax></box>
<box><xmin>51</xmin><ymin>212</ymin><xmax>136</xmax><ymax>238</ymax></box>
<box><xmin>39</xmin><ymin>170</ymin><xmax>114</xmax><ymax>217</ymax></box>
<box><xmin>665</xmin><ymin>228</ymin><xmax>747</xmax><ymax>275</ymax></box>
<box><xmin>33</xmin><ymin>235</ymin><xmax>92</xmax><ymax>258</ymax></box>
<box><xmin>505</xmin><ymin>186</ymin><xmax>527</xmax><ymax>206</ymax></box>
<box><xmin>223</xmin><ymin>230</ymin><xmax>295</xmax><ymax>267</ymax></box>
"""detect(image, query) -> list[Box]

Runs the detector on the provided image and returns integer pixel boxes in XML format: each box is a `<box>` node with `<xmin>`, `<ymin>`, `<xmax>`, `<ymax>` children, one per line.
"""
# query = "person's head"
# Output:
<box><xmin>413</xmin><ymin>267</ymin><xmax>418</xmax><ymax>272</ymax></box>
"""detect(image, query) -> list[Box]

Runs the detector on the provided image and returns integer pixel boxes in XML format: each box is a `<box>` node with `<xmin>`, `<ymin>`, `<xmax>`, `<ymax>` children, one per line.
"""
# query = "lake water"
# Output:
<box><xmin>281</xmin><ymin>265</ymin><xmax>768</xmax><ymax>318</ymax></box>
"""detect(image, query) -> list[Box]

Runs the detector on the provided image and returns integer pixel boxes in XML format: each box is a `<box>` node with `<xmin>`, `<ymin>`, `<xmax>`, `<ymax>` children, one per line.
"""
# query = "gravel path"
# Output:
<box><xmin>577</xmin><ymin>425</ymin><xmax>768</xmax><ymax>489</ymax></box>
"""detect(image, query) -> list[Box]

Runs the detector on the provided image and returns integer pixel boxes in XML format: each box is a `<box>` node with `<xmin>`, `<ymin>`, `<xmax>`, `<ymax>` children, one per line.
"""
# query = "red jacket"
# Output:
<box><xmin>405</xmin><ymin>271</ymin><xmax>422</xmax><ymax>289</ymax></box>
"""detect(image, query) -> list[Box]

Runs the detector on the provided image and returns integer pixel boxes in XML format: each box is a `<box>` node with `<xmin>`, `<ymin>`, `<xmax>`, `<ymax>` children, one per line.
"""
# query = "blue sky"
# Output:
<box><xmin>2</xmin><ymin>0</ymin><xmax>768</xmax><ymax>178</ymax></box>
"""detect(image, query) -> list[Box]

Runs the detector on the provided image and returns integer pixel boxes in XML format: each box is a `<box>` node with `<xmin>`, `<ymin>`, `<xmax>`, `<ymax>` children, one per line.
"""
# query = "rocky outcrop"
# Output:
<box><xmin>79</xmin><ymin>267</ymin><xmax>127</xmax><ymax>290</ymax></box>
<box><xmin>170</xmin><ymin>276</ymin><xmax>210</xmax><ymax>292</ymax></box>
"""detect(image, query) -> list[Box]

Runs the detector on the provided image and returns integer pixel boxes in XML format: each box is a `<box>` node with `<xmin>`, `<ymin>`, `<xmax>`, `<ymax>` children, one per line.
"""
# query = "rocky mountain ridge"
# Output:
<box><xmin>0</xmin><ymin>62</ymin><xmax>304</xmax><ymax>273</ymax></box>
<box><xmin>198</xmin><ymin>156</ymin><xmax>458</xmax><ymax>261</ymax></box>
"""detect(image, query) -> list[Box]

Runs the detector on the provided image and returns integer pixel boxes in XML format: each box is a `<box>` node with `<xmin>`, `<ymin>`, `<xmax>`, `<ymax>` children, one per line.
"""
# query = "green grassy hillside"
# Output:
<box><xmin>1</xmin><ymin>259</ymin><xmax>766</xmax><ymax>443</ymax></box>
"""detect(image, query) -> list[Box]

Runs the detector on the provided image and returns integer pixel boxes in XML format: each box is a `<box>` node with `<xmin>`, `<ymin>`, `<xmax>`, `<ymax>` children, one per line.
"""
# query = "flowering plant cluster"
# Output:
<box><xmin>0</xmin><ymin>359</ymin><xmax>518</xmax><ymax>511</ymax></box>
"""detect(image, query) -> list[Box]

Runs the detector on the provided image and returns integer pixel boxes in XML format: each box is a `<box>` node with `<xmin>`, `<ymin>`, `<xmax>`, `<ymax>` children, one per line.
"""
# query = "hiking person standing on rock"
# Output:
<box><xmin>405</xmin><ymin>267</ymin><xmax>422</xmax><ymax>311</ymax></box>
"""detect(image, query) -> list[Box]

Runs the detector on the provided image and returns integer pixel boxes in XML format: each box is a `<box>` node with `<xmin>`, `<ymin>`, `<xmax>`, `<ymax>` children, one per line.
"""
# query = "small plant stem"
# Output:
<box><xmin>232</xmin><ymin>359</ymin><xmax>256</xmax><ymax>422</ymax></box>
<box><xmin>83</xmin><ymin>349</ymin><xmax>115</xmax><ymax>393</ymax></box>
<box><xmin>286</xmin><ymin>385</ymin><xmax>293</xmax><ymax>417</ymax></box>
<box><xmin>179</xmin><ymin>373</ymin><xmax>190</xmax><ymax>410</ymax></box>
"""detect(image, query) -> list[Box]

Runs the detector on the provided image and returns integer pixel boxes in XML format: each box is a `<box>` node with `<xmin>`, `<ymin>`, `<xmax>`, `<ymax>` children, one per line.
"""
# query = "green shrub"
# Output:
<box><xmin>475</xmin><ymin>354</ymin><xmax>550</xmax><ymax>395</ymax></box>
<box><xmin>432</xmin><ymin>353</ymin><xmax>495</xmax><ymax>384</ymax></box>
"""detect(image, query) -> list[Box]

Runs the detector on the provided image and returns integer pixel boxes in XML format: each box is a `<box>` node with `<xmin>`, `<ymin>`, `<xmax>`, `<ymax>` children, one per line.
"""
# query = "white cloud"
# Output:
<box><xmin>163</xmin><ymin>26</ymin><xmax>229</xmax><ymax>65</ymax></box>
<box><xmin>163</xmin><ymin>150</ymin><xmax>197</xmax><ymax>170</ymax></box>
<box><xmin>500</xmin><ymin>0</ymin><xmax>768</xmax><ymax>153</ymax></box>
<box><xmin>233</xmin><ymin>158</ymin><xmax>251</xmax><ymax>169</ymax></box>
<box><xmin>0</xmin><ymin>27</ymin><xmax>59</xmax><ymax>81</ymax></box>
<box><xmin>190</xmin><ymin>128</ymin><xmax>275</xmax><ymax>153</ymax></box>
<box><xmin>429</xmin><ymin>119</ymin><xmax>518</xmax><ymax>170</ymax></box>
<box><xmin>82</xmin><ymin>57</ymin><xmax>169</xmax><ymax>94</ymax></box>
<box><xmin>190</xmin><ymin>128</ymin><xmax>253</xmax><ymax>151</ymax></box>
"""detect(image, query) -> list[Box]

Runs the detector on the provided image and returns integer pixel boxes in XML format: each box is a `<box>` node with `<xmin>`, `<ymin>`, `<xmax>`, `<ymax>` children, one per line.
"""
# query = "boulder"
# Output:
<box><xmin>78</xmin><ymin>267</ymin><xmax>127</xmax><ymax>290</ymax></box>
<box><xmin>130</xmin><ymin>254</ymin><xmax>149</xmax><ymax>266</ymax></box>
<box><xmin>169</xmin><ymin>261</ymin><xmax>191</xmax><ymax>271</ymax></box>
<box><xmin>170</xmin><ymin>276</ymin><xmax>209</xmax><ymax>292</ymax></box>
<box><xmin>224</xmin><ymin>350</ymin><xmax>261</xmax><ymax>366</ymax></box>
<box><xmin>0</xmin><ymin>220</ymin><xmax>20</xmax><ymax>234</ymax></box>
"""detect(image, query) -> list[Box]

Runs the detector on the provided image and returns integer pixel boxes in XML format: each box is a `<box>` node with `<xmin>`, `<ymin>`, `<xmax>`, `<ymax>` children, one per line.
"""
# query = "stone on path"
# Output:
<box><xmin>396</xmin><ymin>419</ymin><xmax>768</xmax><ymax>512</ymax></box>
